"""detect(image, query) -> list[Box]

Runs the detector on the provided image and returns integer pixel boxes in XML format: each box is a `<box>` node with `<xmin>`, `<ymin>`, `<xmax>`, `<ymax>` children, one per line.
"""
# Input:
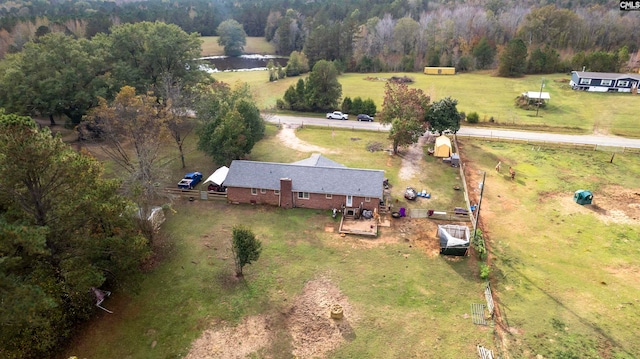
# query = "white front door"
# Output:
<box><xmin>346</xmin><ymin>195</ymin><xmax>353</xmax><ymax>207</ymax></box>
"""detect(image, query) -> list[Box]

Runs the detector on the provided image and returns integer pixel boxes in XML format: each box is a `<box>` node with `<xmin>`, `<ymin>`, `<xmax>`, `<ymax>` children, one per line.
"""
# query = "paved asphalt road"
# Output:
<box><xmin>268</xmin><ymin>114</ymin><xmax>640</xmax><ymax>149</ymax></box>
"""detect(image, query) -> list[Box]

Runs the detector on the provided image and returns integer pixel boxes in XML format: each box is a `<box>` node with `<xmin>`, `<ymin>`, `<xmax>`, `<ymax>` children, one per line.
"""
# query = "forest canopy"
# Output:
<box><xmin>0</xmin><ymin>0</ymin><xmax>637</xmax><ymax>73</ymax></box>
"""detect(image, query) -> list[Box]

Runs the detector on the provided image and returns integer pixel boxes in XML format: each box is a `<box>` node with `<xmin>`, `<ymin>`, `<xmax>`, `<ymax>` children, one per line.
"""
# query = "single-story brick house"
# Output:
<box><xmin>570</xmin><ymin>71</ymin><xmax>640</xmax><ymax>93</ymax></box>
<box><xmin>224</xmin><ymin>154</ymin><xmax>385</xmax><ymax>210</ymax></box>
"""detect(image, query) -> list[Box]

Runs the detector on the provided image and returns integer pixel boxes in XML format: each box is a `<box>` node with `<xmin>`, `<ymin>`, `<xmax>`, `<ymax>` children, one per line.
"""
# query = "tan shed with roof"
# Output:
<box><xmin>434</xmin><ymin>135</ymin><xmax>452</xmax><ymax>157</ymax></box>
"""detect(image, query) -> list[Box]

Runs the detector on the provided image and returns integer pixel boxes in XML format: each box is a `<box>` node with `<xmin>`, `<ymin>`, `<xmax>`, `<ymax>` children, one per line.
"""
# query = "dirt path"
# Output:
<box><xmin>276</xmin><ymin>125</ymin><xmax>335</xmax><ymax>153</ymax></box>
<box><xmin>398</xmin><ymin>134</ymin><xmax>429</xmax><ymax>180</ymax></box>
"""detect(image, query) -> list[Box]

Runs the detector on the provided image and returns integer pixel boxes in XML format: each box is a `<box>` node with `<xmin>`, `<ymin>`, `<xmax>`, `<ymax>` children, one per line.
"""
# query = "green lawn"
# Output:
<box><xmin>459</xmin><ymin>139</ymin><xmax>640</xmax><ymax>358</ymax></box>
<box><xmin>211</xmin><ymin>70</ymin><xmax>640</xmax><ymax>138</ymax></box>
<box><xmin>64</xmin><ymin>127</ymin><xmax>491</xmax><ymax>359</ymax></box>
<box><xmin>63</xmin><ymin>122</ymin><xmax>640</xmax><ymax>359</ymax></box>
<box><xmin>200</xmin><ymin>36</ymin><xmax>275</xmax><ymax>56</ymax></box>
<box><xmin>212</xmin><ymin>71</ymin><xmax>305</xmax><ymax>111</ymax></box>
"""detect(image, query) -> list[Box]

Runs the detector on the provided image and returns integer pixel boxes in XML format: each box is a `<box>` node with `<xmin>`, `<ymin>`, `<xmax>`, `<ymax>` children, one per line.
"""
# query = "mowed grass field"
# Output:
<box><xmin>459</xmin><ymin>139</ymin><xmax>640</xmax><ymax>358</ymax></box>
<box><xmin>64</xmin><ymin>125</ymin><xmax>493</xmax><ymax>359</ymax></box>
<box><xmin>200</xmin><ymin>36</ymin><xmax>275</xmax><ymax>56</ymax></box>
<box><xmin>211</xmin><ymin>70</ymin><xmax>640</xmax><ymax>138</ymax></box>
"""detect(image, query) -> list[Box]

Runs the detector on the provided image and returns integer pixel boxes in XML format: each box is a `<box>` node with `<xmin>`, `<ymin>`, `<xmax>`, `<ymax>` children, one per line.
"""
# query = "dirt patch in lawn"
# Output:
<box><xmin>555</xmin><ymin>186</ymin><xmax>640</xmax><ymax>225</ymax></box>
<box><xmin>183</xmin><ymin>276</ymin><xmax>357</xmax><ymax>359</ymax></box>
<box><xmin>286</xmin><ymin>276</ymin><xmax>358</xmax><ymax>358</ymax></box>
<box><xmin>330</xmin><ymin>216</ymin><xmax>447</xmax><ymax>258</ymax></box>
<box><xmin>183</xmin><ymin>315</ymin><xmax>273</xmax><ymax>359</ymax></box>
<box><xmin>276</xmin><ymin>126</ymin><xmax>336</xmax><ymax>154</ymax></box>
<box><xmin>398</xmin><ymin>134</ymin><xmax>429</xmax><ymax>180</ymax></box>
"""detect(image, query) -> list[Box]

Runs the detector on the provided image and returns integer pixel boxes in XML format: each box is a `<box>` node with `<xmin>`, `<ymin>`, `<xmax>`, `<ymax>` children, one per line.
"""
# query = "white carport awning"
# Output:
<box><xmin>523</xmin><ymin>91</ymin><xmax>551</xmax><ymax>100</ymax></box>
<box><xmin>203</xmin><ymin>166</ymin><xmax>229</xmax><ymax>186</ymax></box>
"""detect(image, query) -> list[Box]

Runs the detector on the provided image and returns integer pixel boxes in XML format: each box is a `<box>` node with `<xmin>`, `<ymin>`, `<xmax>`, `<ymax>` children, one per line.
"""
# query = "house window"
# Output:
<box><xmin>617</xmin><ymin>80</ymin><xmax>629</xmax><ymax>87</ymax></box>
<box><xmin>251</xmin><ymin>188</ymin><xmax>257</xmax><ymax>195</ymax></box>
<box><xmin>297</xmin><ymin>192</ymin><xmax>310</xmax><ymax>199</ymax></box>
<box><xmin>579</xmin><ymin>78</ymin><xmax>591</xmax><ymax>85</ymax></box>
<box><xmin>601</xmin><ymin>79</ymin><xmax>612</xmax><ymax>86</ymax></box>
<box><xmin>365</xmin><ymin>197</ymin><xmax>371</xmax><ymax>202</ymax></box>
<box><xmin>325</xmin><ymin>194</ymin><xmax>332</xmax><ymax>199</ymax></box>
<box><xmin>260</xmin><ymin>188</ymin><xmax>267</xmax><ymax>194</ymax></box>
<box><xmin>274</xmin><ymin>190</ymin><xmax>280</xmax><ymax>195</ymax></box>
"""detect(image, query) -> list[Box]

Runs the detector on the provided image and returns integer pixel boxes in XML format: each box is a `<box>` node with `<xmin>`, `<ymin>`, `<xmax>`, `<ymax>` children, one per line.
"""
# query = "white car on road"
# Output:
<box><xmin>326</xmin><ymin>111</ymin><xmax>348</xmax><ymax>120</ymax></box>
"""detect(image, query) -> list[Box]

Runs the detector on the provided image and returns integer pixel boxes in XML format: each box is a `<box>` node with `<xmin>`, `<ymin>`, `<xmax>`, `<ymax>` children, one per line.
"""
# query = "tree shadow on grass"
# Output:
<box><xmin>215</xmin><ymin>269</ymin><xmax>247</xmax><ymax>292</ymax></box>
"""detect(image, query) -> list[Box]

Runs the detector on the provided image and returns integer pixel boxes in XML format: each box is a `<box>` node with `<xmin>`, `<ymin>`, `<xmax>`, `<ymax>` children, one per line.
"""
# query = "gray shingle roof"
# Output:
<box><xmin>573</xmin><ymin>71</ymin><xmax>640</xmax><ymax>81</ymax></box>
<box><xmin>225</xmin><ymin>155</ymin><xmax>384</xmax><ymax>198</ymax></box>
<box><xmin>291</xmin><ymin>153</ymin><xmax>345</xmax><ymax>167</ymax></box>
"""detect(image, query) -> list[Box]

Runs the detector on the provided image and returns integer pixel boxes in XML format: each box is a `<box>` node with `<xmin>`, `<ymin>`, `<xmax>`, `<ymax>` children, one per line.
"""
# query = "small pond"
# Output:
<box><xmin>200</xmin><ymin>54</ymin><xmax>288</xmax><ymax>72</ymax></box>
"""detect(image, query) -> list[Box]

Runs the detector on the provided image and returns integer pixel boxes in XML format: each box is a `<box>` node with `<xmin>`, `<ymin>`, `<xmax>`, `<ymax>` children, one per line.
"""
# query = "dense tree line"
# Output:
<box><xmin>0</xmin><ymin>113</ymin><xmax>149</xmax><ymax>359</ymax></box>
<box><xmin>0</xmin><ymin>21</ymin><xmax>205</xmax><ymax>125</ymax></box>
<box><xmin>2</xmin><ymin>1</ymin><xmax>639</xmax><ymax>74</ymax></box>
<box><xmin>0</xmin><ymin>21</ymin><xmax>266</xmax><ymax>358</ymax></box>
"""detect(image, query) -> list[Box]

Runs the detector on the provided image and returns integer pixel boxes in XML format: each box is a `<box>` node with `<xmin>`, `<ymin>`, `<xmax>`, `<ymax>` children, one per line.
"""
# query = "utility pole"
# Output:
<box><xmin>536</xmin><ymin>77</ymin><xmax>545</xmax><ymax>117</ymax></box>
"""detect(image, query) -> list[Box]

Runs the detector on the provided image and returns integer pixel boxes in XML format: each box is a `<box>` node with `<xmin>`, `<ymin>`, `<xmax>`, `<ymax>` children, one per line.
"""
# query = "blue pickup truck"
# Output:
<box><xmin>177</xmin><ymin>172</ymin><xmax>203</xmax><ymax>189</ymax></box>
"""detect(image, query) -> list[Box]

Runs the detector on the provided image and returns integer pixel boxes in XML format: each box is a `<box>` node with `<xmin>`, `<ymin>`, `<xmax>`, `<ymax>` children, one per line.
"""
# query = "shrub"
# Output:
<box><xmin>472</xmin><ymin>229</ymin><xmax>487</xmax><ymax>261</ymax></box>
<box><xmin>480</xmin><ymin>263</ymin><xmax>490</xmax><ymax>280</ymax></box>
<box><xmin>467</xmin><ymin>112</ymin><xmax>479</xmax><ymax>123</ymax></box>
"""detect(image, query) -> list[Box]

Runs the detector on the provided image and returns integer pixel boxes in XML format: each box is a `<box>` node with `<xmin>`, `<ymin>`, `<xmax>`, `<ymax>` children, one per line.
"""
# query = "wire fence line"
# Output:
<box><xmin>455</xmin><ymin>134</ymin><xmax>640</xmax><ymax>154</ymax></box>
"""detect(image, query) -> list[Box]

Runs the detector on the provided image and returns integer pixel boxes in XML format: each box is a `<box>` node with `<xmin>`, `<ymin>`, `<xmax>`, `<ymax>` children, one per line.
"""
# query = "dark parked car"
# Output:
<box><xmin>357</xmin><ymin>114</ymin><xmax>374</xmax><ymax>122</ymax></box>
<box><xmin>404</xmin><ymin>187</ymin><xmax>417</xmax><ymax>200</ymax></box>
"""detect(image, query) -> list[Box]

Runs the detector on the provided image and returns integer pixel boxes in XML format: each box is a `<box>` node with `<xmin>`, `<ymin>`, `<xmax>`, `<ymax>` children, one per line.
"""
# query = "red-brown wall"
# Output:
<box><xmin>280</xmin><ymin>178</ymin><xmax>293</xmax><ymax>208</ymax></box>
<box><xmin>227</xmin><ymin>186</ymin><xmax>379</xmax><ymax>211</ymax></box>
<box><xmin>227</xmin><ymin>187</ymin><xmax>280</xmax><ymax>206</ymax></box>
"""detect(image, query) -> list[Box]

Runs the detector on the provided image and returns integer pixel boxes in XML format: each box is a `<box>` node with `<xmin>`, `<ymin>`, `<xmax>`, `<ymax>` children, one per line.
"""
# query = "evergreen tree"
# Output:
<box><xmin>473</xmin><ymin>37</ymin><xmax>496</xmax><ymax>70</ymax></box>
<box><xmin>498</xmin><ymin>38</ymin><xmax>528</xmax><ymax>77</ymax></box>
<box><xmin>230</xmin><ymin>225</ymin><xmax>262</xmax><ymax>277</ymax></box>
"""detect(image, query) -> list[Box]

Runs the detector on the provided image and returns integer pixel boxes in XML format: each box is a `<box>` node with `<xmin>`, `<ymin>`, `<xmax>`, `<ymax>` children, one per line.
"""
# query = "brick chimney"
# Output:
<box><xmin>279</xmin><ymin>178</ymin><xmax>293</xmax><ymax>208</ymax></box>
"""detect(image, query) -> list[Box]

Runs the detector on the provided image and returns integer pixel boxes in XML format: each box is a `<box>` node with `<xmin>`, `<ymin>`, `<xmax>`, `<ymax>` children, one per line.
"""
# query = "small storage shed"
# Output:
<box><xmin>434</xmin><ymin>135</ymin><xmax>453</xmax><ymax>157</ymax></box>
<box><xmin>573</xmin><ymin>190</ymin><xmax>593</xmax><ymax>205</ymax></box>
<box><xmin>424</xmin><ymin>67</ymin><xmax>456</xmax><ymax>75</ymax></box>
<box><xmin>438</xmin><ymin>224</ymin><xmax>470</xmax><ymax>256</ymax></box>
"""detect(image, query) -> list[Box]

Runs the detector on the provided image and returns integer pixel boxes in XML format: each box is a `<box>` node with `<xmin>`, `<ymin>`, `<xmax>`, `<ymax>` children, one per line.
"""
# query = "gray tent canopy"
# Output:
<box><xmin>438</xmin><ymin>224</ymin><xmax>470</xmax><ymax>256</ymax></box>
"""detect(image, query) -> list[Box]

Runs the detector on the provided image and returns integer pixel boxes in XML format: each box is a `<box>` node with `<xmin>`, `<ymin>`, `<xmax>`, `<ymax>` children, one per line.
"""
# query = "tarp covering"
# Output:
<box><xmin>434</xmin><ymin>135</ymin><xmax>452</xmax><ymax>157</ymax></box>
<box><xmin>438</xmin><ymin>224</ymin><xmax>470</xmax><ymax>248</ymax></box>
<box><xmin>204</xmin><ymin>166</ymin><xmax>229</xmax><ymax>186</ymax></box>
